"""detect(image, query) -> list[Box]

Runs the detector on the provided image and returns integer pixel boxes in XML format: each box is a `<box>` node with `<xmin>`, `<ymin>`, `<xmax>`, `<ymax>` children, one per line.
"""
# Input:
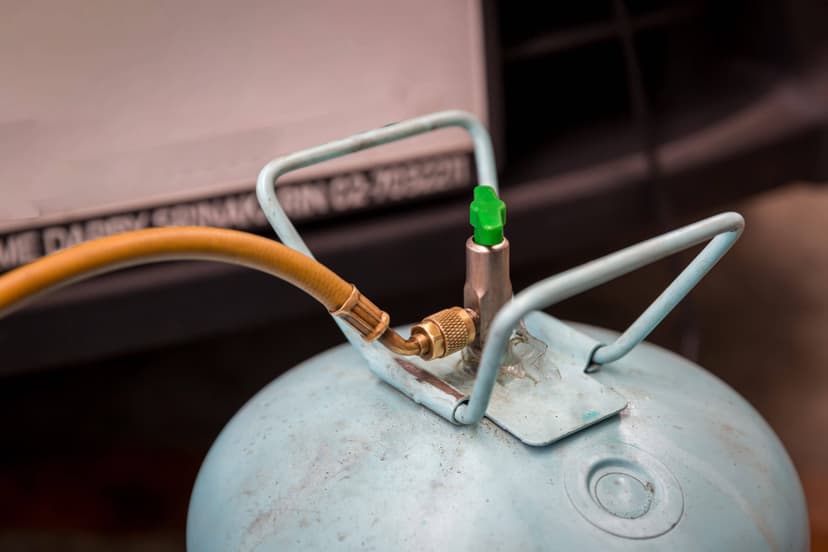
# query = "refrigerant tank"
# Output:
<box><xmin>187</xmin><ymin>112</ymin><xmax>807</xmax><ymax>550</ymax></box>
<box><xmin>187</xmin><ymin>316</ymin><xmax>807</xmax><ymax>551</ymax></box>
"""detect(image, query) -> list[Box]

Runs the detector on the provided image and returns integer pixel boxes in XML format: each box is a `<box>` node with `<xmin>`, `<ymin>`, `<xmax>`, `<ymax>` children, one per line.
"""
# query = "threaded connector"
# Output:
<box><xmin>330</xmin><ymin>285</ymin><xmax>390</xmax><ymax>341</ymax></box>
<box><xmin>334</xmin><ymin>290</ymin><xmax>478</xmax><ymax>361</ymax></box>
<box><xmin>410</xmin><ymin>307</ymin><xmax>478</xmax><ymax>360</ymax></box>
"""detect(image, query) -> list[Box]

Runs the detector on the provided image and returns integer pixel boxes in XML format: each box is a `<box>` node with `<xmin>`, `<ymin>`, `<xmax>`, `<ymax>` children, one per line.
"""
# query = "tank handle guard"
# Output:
<box><xmin>252</xmin><ymin>111</ymin><xmax>744</xmax><ymax>438</ymax></box>
<box><xmin>255</xmin><ymin>111</ymin><xmax>498</xmax><ymax>423</ymax></box>
<box><xmin>453</xmin><ymin>211</ymin><xmax>745</xmax><ymax>425</ymax></box>
<box><xmin>256</xmin><ymin>109</ymin><xmax>498</xmax><ymax>258</ymax></box>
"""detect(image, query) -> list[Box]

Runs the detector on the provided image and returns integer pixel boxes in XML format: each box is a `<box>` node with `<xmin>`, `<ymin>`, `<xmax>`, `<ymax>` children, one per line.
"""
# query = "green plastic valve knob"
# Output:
<box><xmin>469</xmin><ymin>185</ymin><xmax>506</xmax><ymax>246</ymax></box>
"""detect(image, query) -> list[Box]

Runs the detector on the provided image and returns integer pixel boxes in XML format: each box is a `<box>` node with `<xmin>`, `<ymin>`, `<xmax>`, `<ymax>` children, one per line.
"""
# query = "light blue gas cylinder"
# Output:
<box><xmin>186</xmin><ymin>112</ymin><xmax>808</xmax><ymax>551</ymax></box>
<box><xmin>187</xmin><ymin>318</ymin><xmax>807</xmax><ymax>551</ymax></box>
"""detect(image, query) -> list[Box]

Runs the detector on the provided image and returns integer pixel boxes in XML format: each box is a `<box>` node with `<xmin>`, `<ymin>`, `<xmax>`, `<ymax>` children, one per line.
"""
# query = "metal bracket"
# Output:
<box><xmin>453</xmin><ymin>212</ymin><xmax>745</xmax><ymax>431</ymax></box>
<box><xmin>342</xmin><ymin>311</ymin><xmax>626</xmax><ymax>447</ymax></box>
<box><xmin>254</xmin><ymin>110</ymin><xmax>502</xmax><ymax>425</ymax></box>
<box><xmin>254</xmin><ymin>111</ymin><xmax>744</xmax><ymax>446</ymax></box>
<box><xmin>256</xmin><ymin>110</ymin><xmax>498</xmax><ymax>258</ymax></box>
<box><xmin>451</xmin><ymin>313</ymin><xmax>627</xmax><ymax>446</ymax></box>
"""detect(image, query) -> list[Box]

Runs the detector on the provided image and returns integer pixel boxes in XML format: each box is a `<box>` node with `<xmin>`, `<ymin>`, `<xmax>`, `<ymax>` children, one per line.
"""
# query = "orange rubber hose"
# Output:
<box><xmin>0</xmin><ymin>227</ymin><xmax>354</xmax><ymax>318</ymax></box>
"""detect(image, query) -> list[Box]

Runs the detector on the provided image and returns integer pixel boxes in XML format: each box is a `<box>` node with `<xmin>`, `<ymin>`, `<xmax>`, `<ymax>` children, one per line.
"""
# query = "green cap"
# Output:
<box><xmin>469</xmin><ymin>185</ymin><xmax>506</xmax><ymax>246</ymax></box>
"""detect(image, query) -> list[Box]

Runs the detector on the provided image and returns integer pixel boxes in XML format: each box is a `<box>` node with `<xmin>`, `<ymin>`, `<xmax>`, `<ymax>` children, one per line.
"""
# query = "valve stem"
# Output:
<box><xmin>463</xmin><ymin>184</ymin><xmax>512</xmax><ymax>367</ymax></box>
<box><xmin>463</xmin><ymin>237</ymin><xmax>513</xmax><ymax>366</ymax></box>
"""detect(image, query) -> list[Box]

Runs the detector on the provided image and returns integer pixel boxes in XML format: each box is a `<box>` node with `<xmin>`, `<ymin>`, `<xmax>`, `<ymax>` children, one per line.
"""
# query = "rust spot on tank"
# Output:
<box><xmin>395</xmin><ymin>359</ymin><xmax>464</xmax><ymax>399</ymax></box>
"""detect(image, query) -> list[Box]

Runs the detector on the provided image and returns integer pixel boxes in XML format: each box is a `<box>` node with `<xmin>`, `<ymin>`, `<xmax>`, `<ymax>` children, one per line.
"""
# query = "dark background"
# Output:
<box><xmin>1</xmin><ymin>0</ymin><xmax>827</xmax><ymax>549</ymax></box>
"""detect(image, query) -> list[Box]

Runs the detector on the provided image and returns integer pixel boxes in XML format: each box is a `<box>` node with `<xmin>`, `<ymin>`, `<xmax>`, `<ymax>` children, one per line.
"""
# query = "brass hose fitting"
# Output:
<box><xmin>379</xmin><ymin>330</ymin><xmax>426</xmax><ymax>357</ymax></box>
<box><xmin>330</xmin><ymin>285</ymin><xmax>390</xmax><ymax>341</ymax></box>
<box><xmin>374</xmin><ymin>307</ymin><xmax>478</xmax><ymax>360</ymax></box>
<box><xmin>410</xmin><ymin>307</ymin><xmax>478</xmax><ymax>360</ymax></box>
<box><xmin>330</xmin><ymin>286</ymin><xmax>477</xmax><ymax>360</ymax></box>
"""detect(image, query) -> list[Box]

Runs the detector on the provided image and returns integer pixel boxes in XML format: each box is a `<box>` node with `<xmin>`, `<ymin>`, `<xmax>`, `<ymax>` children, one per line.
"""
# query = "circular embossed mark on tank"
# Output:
<box><xmin>563</xmin><ymin>442</ymin><xmax>684</xmax><ymax>539</ymax></box>
<box><xmin>594</xmin><ymin>472</ymin><xmax>653</xmax><ymax>519</ymax></box>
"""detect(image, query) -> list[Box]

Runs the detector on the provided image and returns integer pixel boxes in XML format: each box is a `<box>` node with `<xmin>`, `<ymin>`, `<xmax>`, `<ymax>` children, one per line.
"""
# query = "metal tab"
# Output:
<box><xmin>357</xmin><ymin>312</ymin><xmax>627</xmax><ymax>447</ymax></box>
<box><xmin>480</xmin><ymin>314</ymin><xmax>626</xmax><ymax>446</ymax></box>
<box><xmin>446</xmin><ymin>313</ymin><xmax>626</xmax><ymax>446</ymax></box>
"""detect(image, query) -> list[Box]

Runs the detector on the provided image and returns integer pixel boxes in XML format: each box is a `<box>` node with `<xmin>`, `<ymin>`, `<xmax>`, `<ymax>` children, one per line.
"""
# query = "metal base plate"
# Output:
<box><xmin>403</xmin><ymin>313</ymin><xmax>627</xmax><ymax>446</ymax></box>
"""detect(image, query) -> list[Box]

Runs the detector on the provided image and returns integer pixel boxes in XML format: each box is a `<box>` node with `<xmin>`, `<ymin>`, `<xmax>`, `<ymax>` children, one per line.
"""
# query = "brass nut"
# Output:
<box><xmin>411</xmin><ymin>307</ymin><xmax>477</xmax><ymax>360</ymax></box>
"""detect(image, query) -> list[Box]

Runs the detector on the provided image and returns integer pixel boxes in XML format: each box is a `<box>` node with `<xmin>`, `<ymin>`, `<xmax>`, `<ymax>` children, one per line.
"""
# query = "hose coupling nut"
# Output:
<box><xmin>331</xmin><ymin>285</ymin><xmax>390</xmax><ymax>341</ymax></box>
<box><xmin>411</xmin><ymin>307</ymin><xmax>478</xmax><ymax>360</ymax></box>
